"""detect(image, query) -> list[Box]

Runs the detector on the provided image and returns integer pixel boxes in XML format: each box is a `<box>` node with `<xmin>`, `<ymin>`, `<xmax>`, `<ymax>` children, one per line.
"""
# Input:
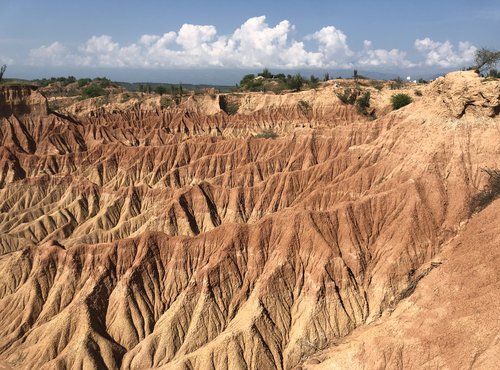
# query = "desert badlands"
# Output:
<box><xmin>0</xmin><ymin>70</ymin><xmax>499</xmax><ymax>369</ymax></box>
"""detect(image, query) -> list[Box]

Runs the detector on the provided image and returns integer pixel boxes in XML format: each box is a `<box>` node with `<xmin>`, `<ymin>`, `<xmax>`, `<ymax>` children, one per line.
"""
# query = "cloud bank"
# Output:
<box><xmin>28</xmin><ymin>16</ymin><xmax>477</xmax><ymax>70</ymax></box>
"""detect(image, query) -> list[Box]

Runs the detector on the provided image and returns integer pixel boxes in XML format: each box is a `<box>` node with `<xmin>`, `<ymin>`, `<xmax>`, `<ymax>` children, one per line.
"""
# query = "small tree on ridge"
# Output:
<box><xmin>474</xmin><ymin>48</ymin><xmax>500</xmax><ymax>72</ymax></box>
<box><xmin>0</xmin><ymin>65</ymin><xmax>6</xmax><ymax>83</ymax></box>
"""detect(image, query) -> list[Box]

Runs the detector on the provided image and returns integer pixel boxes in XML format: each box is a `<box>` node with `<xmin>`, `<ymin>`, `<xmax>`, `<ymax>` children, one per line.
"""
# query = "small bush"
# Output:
<box><xmin>255</xmin><ymin>129</ymin><xmax>279</xmax><ymax>139</ymax></box>
<box><xmin>271</xmin><ymin>83</ymin><xmax>287</xmax><ymax>95</ymax></box>
<box><xmin>337</xmin><ymin>88</ymin><xmax>357</xmax><ymax>105</ymax></box>
<box><xmin>240</xmin><ymin>74</ymin><xmax>263</xmax><ymax>91</ymax></box>
<box><xmin>95</xmin><ymin>77</ymin><xmax>111</xmax><ymax>88</ymax></box>
<box><xmin>391</xmin><ymin>93</ymin><xmax>412</xmax><ymax>110</ymax></box>
<box><xmin>155</xmin><ymin>85</ymin><xmax>169</xmax><ymax>95</ymax></box>
<box><xmin>308</xmin><ymin>75</ymin><xmax>320</xmax><ymax>88</ymax></box>
<box><xmin>414</xmin><ymin>89</ymin><xmax>423</xmax><ymax>97</ymax></box>
<box><xmin>81</xmin><ymin>85</ymin><xmax>106</xmax><ymax>99</ymax></box>
<box><xmin>286</xmin><ymin>73</ymin><xmax>305</xmax><ymax>91</ymax></box>
<box><xmin>225</xmin><ymin>102</ymin><xmax>239</xmax><ymax>115</ymax></box>
<box><xmin>63</xmin><ymin>76</ymin><xmax>76</xmax><ymax>86</ymax></box>
<box><xmin>219</xmin><ymin>96</ymin><xmax>240</xmax><ymax>115</ymax></box>
<box><xmin>258</xmin><ymin>68</ymin><xmax>273</xmax><ymax>79</ymax></box>
<box><xmin>78</xmin><ymin>78</ymin><xmax>91</xmax><ymax>87</ymax></box>
<box><xmin>160</xmin><ymin>97</ymin><xmax>173</xmax><ymax>108</ymax></box>
<box><xmin>298</xmin><ymin>100</ymin><xmax>311</xmax><ymax>113</ymax></box>
<box><xmin>356</xmin><ymin>91</ymin><xmax>371</xmax><ymax>114</ymax></box>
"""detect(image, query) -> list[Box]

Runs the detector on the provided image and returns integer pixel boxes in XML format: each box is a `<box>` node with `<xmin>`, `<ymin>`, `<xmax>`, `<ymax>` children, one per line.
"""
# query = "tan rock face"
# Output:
<box><xmin>0</xmin><ymin>85</ymin><xmax>48</xmax><ymax>118</ymax></box>
<box><xmin>427</xmin><ymin>71</ymin><xmax>500</xmax><ymax>118</ymax></box>
<box><xmin>0</xmin><ymin>73</ymin><xmax>499</xmax><ymax>370</ymax></box>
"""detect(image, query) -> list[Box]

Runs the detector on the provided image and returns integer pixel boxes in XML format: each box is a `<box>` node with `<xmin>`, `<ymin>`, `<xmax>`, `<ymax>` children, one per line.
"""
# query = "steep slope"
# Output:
<box><xmin>301</xmin><ymin>198</ymin><xmax>500</xmax><ymax>369</ymax></box>
<box><xmin>0</xmin><ymin>71</ymin><xmax>499</xmax><ymax>369</ymax></box>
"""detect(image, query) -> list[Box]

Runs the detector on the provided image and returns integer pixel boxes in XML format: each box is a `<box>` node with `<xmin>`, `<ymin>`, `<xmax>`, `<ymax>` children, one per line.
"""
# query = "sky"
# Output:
<box><xmin>1</xmin><ymin>0</ymin><xmax>499</xmax><ymax>83</ymax></box>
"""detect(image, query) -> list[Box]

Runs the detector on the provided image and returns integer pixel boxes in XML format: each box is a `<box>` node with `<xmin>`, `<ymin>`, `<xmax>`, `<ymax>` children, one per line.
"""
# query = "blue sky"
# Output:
<box><xmin>1</xmin><ymin>0</ymin><xmax>499</xmax><ymax>83</ymax></box>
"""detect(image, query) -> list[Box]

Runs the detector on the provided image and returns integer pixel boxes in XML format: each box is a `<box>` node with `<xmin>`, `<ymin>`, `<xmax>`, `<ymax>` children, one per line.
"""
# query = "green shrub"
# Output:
<box><xmin>224</xmin><ymin>102</ymin><xmax>239</xmax><ymax>115</ymax></box>
<box><xmin>255</xmin><ymin>129</ymin><xmax>279</xmax><ymax>139</ymax></box>
<box><xmin>78</xmin><ymin>78</ymin><xmax>92</xmax><ymax>88</ymax></box>
<box><xmin>64</xmin><ymin>76</ymin><xmax>76</xmax><ymax>86</ymax></box>
<box><xmin>308</xmin><ymin>75</ymin><xmax>320</xmax><ymax>88</ymax></box>
<box><xmin>298</xmin><ymin>100</ymin><xmax>311</xmax><ymax>113</ymax></box>
<box><xmin>336</xmin><ymin>88</ymin><xmax>357</xmax><ymax>105</ymax></box>
<box><xmin>240</xmin><ymin>74</ymin><xmax>263</xmax><ymax>91</ymax></box>
<box><xmin>286</xmin><ymin>73</ymin><xmax>304</xmax><ymax>91</ymax></box>
<box><xmin>258</xmin><ymin>68</ymin><xmax>273</xmax><ymax>79</ymax></box>
<box><xmin>271</xmin><ymin>83</ymin><xmax>287</xmax><ymax>94</ymax></box>
<box><xmin>356</xmin><ymin>91</ymin><xmax>371</xmax><ymax>114</ymax></box>
<box><xmin>219</xmin><ymin>96</ymin><xmax>240</xmax><ymax>115</ymax></box>
<box><xmin>240</xmin><ymin>74</ymin><xmax>255</xmax><ymax>84</ymax></box>
<box><xmin>238</xmin><ymin>71</ymin><xmax>322</xmax><ymax>93</ymax></box>
<box><xmin>391</xmin><ymin>93</ymin><xmax>412</xmax><ymax>110</ymax></box>
<box><xmin>81</xmin><ymin>85</ymin><xmax>106</xmax><ymax>99</ymax></box>
<box><xmin>94</xmin><ymin>77</ymin><xmax>111</xmax><ymax>88</ymax></box>
<box><xmin>154</xmin><ymin>85</ymin><xmax>169</xmax><ymax>95</ymax></box>
<box><xmin>160</xmin><ymin>97</ymin><xmax>173</xmax><ymax>108</ymax></box>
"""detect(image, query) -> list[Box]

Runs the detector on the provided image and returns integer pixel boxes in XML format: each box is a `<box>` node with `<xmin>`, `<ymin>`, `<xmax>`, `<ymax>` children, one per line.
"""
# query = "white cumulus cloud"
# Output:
<box><xmin>415</xmin><ymin>37</ymin><xmax>477</xmax><ymax>68</ymax></box>
<box><xmin>227</xmin><ymin>16</ymin><xmax>329</xmax><ymax>68</ymax></box>
<box><xmin>29</xmin><ymin>41</ymin><xmax>79</xmax><ymax>66</ymax></box>
<box><xmin>309</xmin><ymin>26</ymin><xmax>352</xmax><ymax>64</ymax></box>
<box><xmin>176</xmin><ymin>24</ymin><xmax>217</xmax><ymax>49</ymax></box>
<box><xmin>358</xmin><ymin>40</ymin><xmax>415</xmax><ymax>68</ymax></box>
<box><xmin>27</xmin><ymin>17</ymin><xmax>478</xmax><ymax>71</ymax></box>
<box><xmin>28</xmin><ymin>16</ymin><xmax>353</xmax><ymax>69</ymax></box>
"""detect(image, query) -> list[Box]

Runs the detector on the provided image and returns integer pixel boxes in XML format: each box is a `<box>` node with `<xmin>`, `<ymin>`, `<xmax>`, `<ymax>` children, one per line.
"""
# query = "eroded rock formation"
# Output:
<box><xmin>0</xmin><ymin>71</ymin><xmax>499</xmax><ymax>369</ymax></box>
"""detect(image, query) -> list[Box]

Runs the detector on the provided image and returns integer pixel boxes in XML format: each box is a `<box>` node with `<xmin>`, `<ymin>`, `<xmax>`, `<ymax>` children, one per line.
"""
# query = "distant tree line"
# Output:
<box><xmin>32</xmin><ymin>76</ymin><xmax>112</xmax><ymax>89</ymax></box>
<box><xmin>238</xmin><ymin>69</ymin><xmax>322</xmax><ymax>92</ymax></box>
<box><xmin>147</xmin><ymin>83</ymin><xmax>184</xmax><ymax>96</ymax></box>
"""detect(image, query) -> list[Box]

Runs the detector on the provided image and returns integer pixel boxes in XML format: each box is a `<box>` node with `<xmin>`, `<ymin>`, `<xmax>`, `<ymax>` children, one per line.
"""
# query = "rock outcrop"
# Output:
<box><xmin>0</xmin><ymin>85</ymin><xmax>48</xmax><ymax>118</ymax></box>
<box><xmin>427</xmin><ymin>71</ymin><xmax>500</xmax><ymax>118</ymax></box>
<box><xmin>0</xmin><ymin>71</ymin><xmax>499</xmax><ymax>369</ymax></box>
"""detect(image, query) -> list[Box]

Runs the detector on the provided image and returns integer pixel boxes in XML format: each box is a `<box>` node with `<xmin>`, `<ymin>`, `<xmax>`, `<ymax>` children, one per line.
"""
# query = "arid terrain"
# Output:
<box><xmin>0</xmin><ymin>71</ymin><xmax>499</xmax><ymax>369</ymax></box>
